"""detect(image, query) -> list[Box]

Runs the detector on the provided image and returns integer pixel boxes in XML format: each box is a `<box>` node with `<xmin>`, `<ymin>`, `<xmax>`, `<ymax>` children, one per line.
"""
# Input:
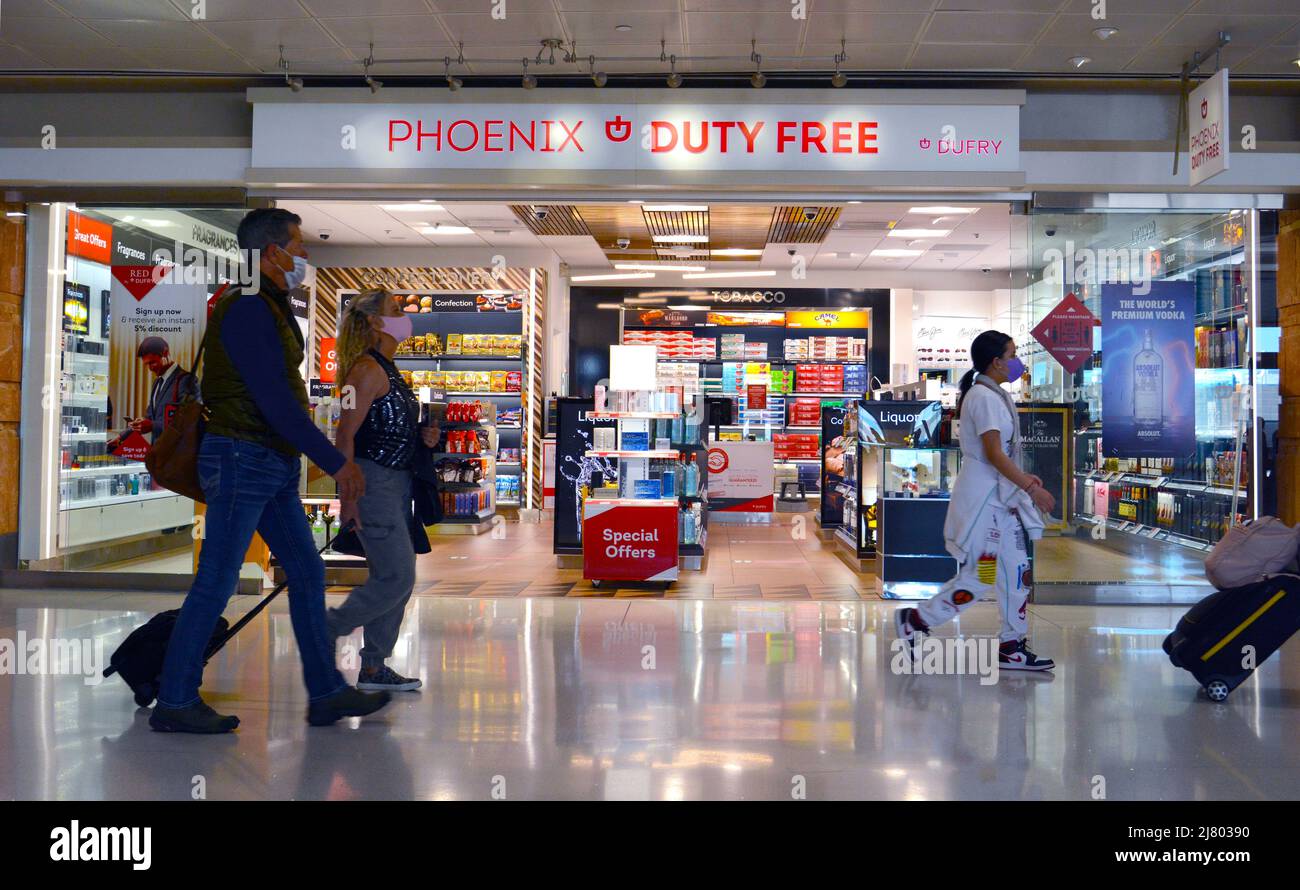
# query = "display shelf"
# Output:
<box><xmin>439</xmin><ymin>391</ymin><xmax>522</xmax><ymax>398</ymax></box>
<box><xmin>443</xmin><ymin>506</ymin><xmax>496</xmax><ymax>523</ymax></box>
<box><xmin>788</xmin><ymin>391</ymin><xmax>861</xmax><ymax>398</ymax></box>
<box><xmin>496</xmin><ymin>460</ymin><xmax>522</xmax><ymax>467</ymax></box>
<box><xmin>426</xmin><ymin>452</ymin><xmax>491</xmax><ymax>460</ymax></box>
<box><xmin>437</xmin><ymin>480</ymin><xmax>490</xmax><ymax>492</ymax></box>
<box><xmin>589</xmin><ymin>411</ymin><xmax>680</xmax><ymax>419</ymax></box>
<box><xmin>497</xmin><ymin>499</ymin><xmax>521</xmax><ymax>507</ymax></box>
<box><xmin>61</xmin><ymin>464</ymin><xmax>143</xmax><ymax>477</ymax></box>
<box><xmin>497</xmin><ymin>423</ymin><xmax>522</xmax><ymax>429</ymax></box>
<box><xmin>60</xmin><ymin>432</ymin><xmax>109</xmax><ymax>443</ymax></box>
<box><xmin>396</xmin><ymin>353</ymin><xmax>522</xmax><ymax>361</ymax></box>
<box><xmin>585</xmin><ymin>450</ymin><xmax>680</xmax><ymax>459</ymax></box>
<box><xmin>62</xmin><ymin>488</ymin><xmax>181</xmax><ymax>510</ymax></box>
<box><xmin>678</xmin><ymin>543</ymin><xmax>706</xmax><ymax>556</ymax></box>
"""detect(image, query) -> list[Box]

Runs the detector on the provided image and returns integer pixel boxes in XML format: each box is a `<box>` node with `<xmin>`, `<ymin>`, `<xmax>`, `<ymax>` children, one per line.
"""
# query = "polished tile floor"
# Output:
<box><xmin>1</xmin><ymin>586</ymin><xmax>1295</xmax><ymax>801</ymax></box>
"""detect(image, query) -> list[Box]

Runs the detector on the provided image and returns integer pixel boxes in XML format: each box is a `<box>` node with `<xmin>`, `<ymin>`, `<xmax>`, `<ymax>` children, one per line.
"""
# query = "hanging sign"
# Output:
<box><xmin>1188</xmin><ymin>68</ymin><xmax>1229</xmax><ymax>187</ymax></box>
<box><xmin>1030</xmin><ymin>292</ymin><xmax>1097</xmax><ymax>375</ymax></box>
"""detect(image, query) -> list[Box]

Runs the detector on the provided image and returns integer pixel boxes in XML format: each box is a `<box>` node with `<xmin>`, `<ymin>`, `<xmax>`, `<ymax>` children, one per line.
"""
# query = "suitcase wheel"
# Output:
<box><xmin>132</xmin><ymin>682</ymin><xmax>158</xmax><ymax>709</ymax></box>
<box><xmin>1204</xmin><ymin>678</ymin><xmax>1232</xmax><ymax>703</ymax></box>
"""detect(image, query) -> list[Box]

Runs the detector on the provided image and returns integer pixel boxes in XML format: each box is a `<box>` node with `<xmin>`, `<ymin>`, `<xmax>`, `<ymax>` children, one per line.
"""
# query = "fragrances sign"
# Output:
<box><xmin>1100</xmin><ymin>282</ymin><xmax>1195</xmax><ymax>459</ymax></box>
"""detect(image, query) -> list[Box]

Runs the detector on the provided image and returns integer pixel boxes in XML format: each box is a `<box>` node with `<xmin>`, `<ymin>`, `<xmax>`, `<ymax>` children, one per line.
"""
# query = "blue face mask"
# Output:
<box><xmin>283</xmin><ymin>254</ymin><xmax>310</xmax><ymax>291</ymax></box>
<box><xmin>1004</xmin><ymin>356</ymin><xmax>1026</xmax><ymax>381</ymax></box>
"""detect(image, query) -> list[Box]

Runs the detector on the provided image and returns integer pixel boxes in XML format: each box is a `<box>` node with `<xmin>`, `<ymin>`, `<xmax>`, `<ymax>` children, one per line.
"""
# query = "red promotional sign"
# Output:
<box><xmin>582</xmin><ymin>503</ymin><xmax>679</xmax><ymax>582</ymax></box>
<box><xmin>321</xmin><ymin>337</ymin><xmax>338</xmax><ymax>383</ymax></box>
<box><xmin>114</xmin><ymin>430</ymin><xmax>151</xmax><ymax>462</ymax></box>
<box><xmin>110</xmin><ymin>265</ymin><xmax>162</xmax><ymax>302</ymax></box>
<box><xmin>1030</xmin><ymin>292</ymin><xmax>1097</xmax><ymax>375</ymax></box>
<box><xmin>747</xmin><ymin>384</ymin><xmax>767</xmax><ymax>411</ymax></box>
<box><xmin>66</xmin><ymin>211</ymin><xmax>112</xmax><ymax>265</ymax></box>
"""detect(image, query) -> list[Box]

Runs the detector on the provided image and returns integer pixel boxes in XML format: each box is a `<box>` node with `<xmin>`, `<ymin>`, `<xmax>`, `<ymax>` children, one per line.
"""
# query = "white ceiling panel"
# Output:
<box><xmin>55</xmin><ymin>0</ymin><xmax>186</xmax><ymax>19</ymax></box>
<box><xmin>200</xmin><ymin>19</ymin><xmax>341</xmax><ymax>53</ymax></box>
<box><xmin>438</xmin><ymin>12</ymin><xmax>566</xmax><ymax>43</ymax></box>
<box><xmin>0</xmin><ymin>0</ymin><xmax>70</xmax><ymax>15</ymax></box>
<box><xmin>87</xmin><ymin>20</ymin><xmax>229</xmax><ymax>50</ymax></box>
<box><xmin>684</xmin><ymin>12</ymin><xmax>807</xmax><ymax>44</ymax></box>
<box><xmin>908</xmin><ymin>42</ymin><xmax>1026</xmax><ymax>68</ymax></box>
<box><xmin>922</xmin><ymin>11</ymin><xmax>1053</xmax><ymax>44</ymax></box>
<box><xmin>803</xmin><ymin>13</ymin><xmax>931</xmax><ymax>45</ymax></box>
<box><xmin>319</xmin><ymin>15</ymin><xmax>455</xmax><ymax>47</ymax></box>
<box><xmin>304</xmin><ymin>0</ymin><xmax>436</xmax><ymax>15</ymax></box>
<box><xmin>186</xmin><ymin>0</ymin><xmax>316</xmax><ymax>20</ymax></box>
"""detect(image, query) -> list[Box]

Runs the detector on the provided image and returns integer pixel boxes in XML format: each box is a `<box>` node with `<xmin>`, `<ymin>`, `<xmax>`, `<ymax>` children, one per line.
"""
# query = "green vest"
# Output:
<box><xmin>201</xmin><ymin>283</ymin><xmax>309</xmax><ymax>457</ymax></box>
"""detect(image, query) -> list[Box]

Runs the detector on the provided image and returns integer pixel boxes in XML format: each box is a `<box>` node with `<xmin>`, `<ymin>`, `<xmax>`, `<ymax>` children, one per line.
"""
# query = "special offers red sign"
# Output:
<box><xmin>582</xmin><ymin>502</ymin><xmax>679</xmax><ymax>582</ymax></box>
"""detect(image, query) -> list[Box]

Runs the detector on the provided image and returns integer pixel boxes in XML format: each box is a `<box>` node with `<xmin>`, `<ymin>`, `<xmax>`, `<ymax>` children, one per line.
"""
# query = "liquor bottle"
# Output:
<box><xmin>1133</xmin><ymin>329</ymin><xmax>1163</xmax><ymax>428</ymax></box>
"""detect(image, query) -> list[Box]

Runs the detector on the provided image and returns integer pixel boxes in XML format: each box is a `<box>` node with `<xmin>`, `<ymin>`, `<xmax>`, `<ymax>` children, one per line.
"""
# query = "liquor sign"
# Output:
<box><xmin>1188</xmin><ymin>68</ymin><xmax>1229</xmax><ymax>187</ymax></box>
<box><xmin>251</xmin><ymin>93</ymin><xmax>1021</xmax><ymax>176</ymax></box>
<box><xmin>858</xmin><ymin>400</ymin><xmax>943</xmax><ymax>447</ymax></box>
<box><xmin>582</xmin><ymin>502</ymin><xmax>679</xmax><ymax>582</ymax></box>
<box><xmin>706</xmin><ymin>440</ymin><xmax>775</xmax><ymax>513</ymax></box>
<box><xmin>1017</xmin><ymin>404</ymin><xmax>1070</xmax><ymax>530</ymax></box>
<box><xmin>1100</xmin><ymin>282</ymin><xmax>1195</xmax><ymax>459</ymax></box>
<box><xmin>1030</xmin><ymin>292</ymin><xmax>1097</xmax><ymax>375</ymax></box>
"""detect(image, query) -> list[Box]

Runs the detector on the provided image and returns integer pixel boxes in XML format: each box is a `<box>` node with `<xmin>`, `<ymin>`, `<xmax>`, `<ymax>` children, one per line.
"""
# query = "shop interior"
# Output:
<box><xmin>21</xmin><ymin>199</ymin><xmax>1279</xmax><ymax>602</ymax></box>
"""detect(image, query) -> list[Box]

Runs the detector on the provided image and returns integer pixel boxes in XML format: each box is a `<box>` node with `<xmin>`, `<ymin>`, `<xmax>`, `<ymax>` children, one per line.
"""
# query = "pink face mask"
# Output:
<box><xmin>378</xmin><ymin>314</ymin><xmax>413</xmax><ymax>344</ymax></box>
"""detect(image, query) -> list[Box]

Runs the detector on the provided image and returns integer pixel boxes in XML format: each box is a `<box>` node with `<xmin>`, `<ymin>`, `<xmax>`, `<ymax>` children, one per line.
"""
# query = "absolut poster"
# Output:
<box><xmin>1101</xmin><ymin>282</ymin><xmax>1195</xmax><ymax>459</ymax></box>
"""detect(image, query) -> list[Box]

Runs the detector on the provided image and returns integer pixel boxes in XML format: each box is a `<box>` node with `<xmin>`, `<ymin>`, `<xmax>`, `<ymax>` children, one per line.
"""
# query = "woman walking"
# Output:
<box><xmin>894</xmin><ymin>330</ymin><xmax>1058</xmax><ymax>671</ymax></box>
<box><xmin>329</xmin><ymin>289</ymin><xmax>437</xmax><ymax>691</ymax></box>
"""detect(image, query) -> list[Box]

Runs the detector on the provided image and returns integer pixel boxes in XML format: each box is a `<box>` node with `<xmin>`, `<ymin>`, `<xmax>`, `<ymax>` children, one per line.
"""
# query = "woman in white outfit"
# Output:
<box><xmin>894</xmin><ymin>330</ymin><xmax>1058</xmax><ymax>671</ymax></box>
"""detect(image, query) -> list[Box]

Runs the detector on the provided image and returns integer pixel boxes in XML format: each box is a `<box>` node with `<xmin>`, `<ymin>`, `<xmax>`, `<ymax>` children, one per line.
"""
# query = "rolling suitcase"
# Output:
<box><xmin>1162</xmin><ymin>574</ymin><xmax>1300</xmax><ymax>701</ymax></box>
<box><xmin>103</xmin><ymin>524</ymin><xmax>350</xmax><ymax>708</ymax></box>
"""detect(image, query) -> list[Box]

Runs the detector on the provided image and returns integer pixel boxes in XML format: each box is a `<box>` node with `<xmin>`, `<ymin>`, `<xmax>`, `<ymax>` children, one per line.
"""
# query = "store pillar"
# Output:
<box><xmin>1278</xmin><ymin>210</ymin><xmax>1300</xmax><ymax>526</ymax></box>
<box><xmin>0</xmin><ymin>203</ymin><xmax>23</xmax><ymax>566</ymax></box>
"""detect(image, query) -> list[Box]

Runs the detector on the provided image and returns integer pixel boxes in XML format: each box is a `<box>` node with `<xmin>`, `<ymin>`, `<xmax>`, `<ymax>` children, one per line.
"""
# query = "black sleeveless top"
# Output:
<box><xmin>353</xmin><ymin>349</ymin><xmax>420</xmax><ymax>469</ymax></box>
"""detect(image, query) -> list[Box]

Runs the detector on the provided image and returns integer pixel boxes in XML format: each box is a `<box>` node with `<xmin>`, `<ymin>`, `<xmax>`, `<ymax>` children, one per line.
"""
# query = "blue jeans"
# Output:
<box><xmin>157</xmin><ymin>435</ymin><xmax>346</xmax><ymax>709</ymax></box>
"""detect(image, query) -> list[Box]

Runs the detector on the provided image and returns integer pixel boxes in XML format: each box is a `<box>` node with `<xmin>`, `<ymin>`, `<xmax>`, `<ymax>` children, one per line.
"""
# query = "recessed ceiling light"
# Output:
<box><xmin>681</xmin><ymin>270</ymin><xmax>777</xmax><ymax>280</ymax></box>
<box><xmin>652</xmin><ymin>234</ymin><xmax>709</xmax><ymax>243</ymax></box>
<box><xmin>418</xmin><ymin>225</ymin><xmax>474</xmax><ymax>235</ymax></box>
<box><xmin>1069</xmin><ymin>56</ymin><xmax>1092</xmax><ymax>69</ymax></box>
<box><xmin>711</xmin><ymin>248</ymin><xmax>763</xmax><ymax>257</ymax></box>
<box><xmin>1093</xmin><ymin>27</ymin><xmax>1119</xmax><ymax>40</ymax></box>
<box><xmin>888</xmin><ymin>228</ymin><xmax>951</xmax><ymax>238</ymax></box>
<box><xmin>383</xmin><ymin>203</ymin><xmax>445</xmax><ymax>212</ymax></box>
<box><xmin>615</xmin><ymin>24</ymin><xmax>632</xmax><ymax>32</ymax></box>
<box><xmin>643</xmin><ymin>204</ymin><xmax>708</xmax><ymax>212</ymax></box>
<box><xmin>871</xmin><ymin>248</ymin><xmax>924</xmax><ymax>257</ymax></box>
<box><xmin>908</xmin><ymin>206</ymin><xmax>977</xmax><ymax>215</ymax></box>
<box><xmin>614</xmin><ymin>263</ymin><xmax>707</xmax><ymax>272</ymax></box>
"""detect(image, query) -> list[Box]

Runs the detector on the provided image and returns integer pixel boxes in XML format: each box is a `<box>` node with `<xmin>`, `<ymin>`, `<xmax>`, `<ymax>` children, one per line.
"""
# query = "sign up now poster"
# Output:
<box><xmin>1101</xmin><ymin>282</ymin><xmax>1195</xmax><ymax>459</ymax></box>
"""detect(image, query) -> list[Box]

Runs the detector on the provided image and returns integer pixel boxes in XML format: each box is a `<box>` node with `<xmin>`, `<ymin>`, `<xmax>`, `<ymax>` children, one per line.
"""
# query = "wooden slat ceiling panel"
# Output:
<box><xmin>576</xmin><ymin>203</ymin><xmax>655</xmax><ymax>252</ymax></box>
<box><xmin>641</xmin><ymin>208</ymin><xmax>709</xmax><ymax>243</ymax></box>
<box><xmin>767</xmin><ymin>206</ymin><xmax>843</xmax><ymax>243</ymax></box>
<box><xmin>509</xmin><ymin>204</ymin><xmax>590</xmax><ymax>237</ymax></box>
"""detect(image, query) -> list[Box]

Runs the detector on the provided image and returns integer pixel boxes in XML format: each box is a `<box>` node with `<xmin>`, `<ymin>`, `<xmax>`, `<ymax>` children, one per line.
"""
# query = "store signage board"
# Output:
<box><xmin>820</xmin><ymin>406</ymin><xmax>849</xmax><ymax>527</ymax></box>
<box><xmin>706</xmin><ymin>441</ymin><xmax>775</xmax><ymax>513</ymax></box>
<box><xmin>67</xmin><ymin>211</ymin><xmax>111</xmax><ymax>265</ymax></box>
<box><xmin>1029</xmin><ymin>292</ymin><xmax>1097</xmax><ymax>375</ymax></box>
<box><xmin>1188</xmin><ymin>68</ymin><xmax>1229</xmax><ymax>187</ymax></box>
<box><xmin>1100</xmin><ymin>282</ymin><xmax>1195</xmax><ymax>459</ymax></box>
<box><xmin>251</xmin><ymin>95</ymin><xmax>1020</xmax><ymax>174</ymax></box>
<box><xmin>859</xmin><ymin>400</ymin><xmax>943</xmax><ymax>447</ymax></box>
<box><xmin>582</xmin><ymin>502</ymin><xmax>679</xmax><ymax>582</ymax></box>
<box><xmin>786</xmin><ymin>310</ymin><xmax>870</xmax><ymax>329</ymax></box>
<box><xmin>62</xmin><ymin>283</ymin><xmax>90</xmax><ymax>334</ymax></box>
<box><xmin>320</xmin><ymin>337</ymin><xmax>337</xmax><ymax>383</ymax></box>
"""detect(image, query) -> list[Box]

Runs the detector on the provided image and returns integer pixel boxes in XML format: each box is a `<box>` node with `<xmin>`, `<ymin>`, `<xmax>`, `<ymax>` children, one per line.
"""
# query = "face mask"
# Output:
<box><xmin>283</xmin><ymin>254</ymin><xmax>311</xmax><ymax>291</ymax></box>
<box><xmin>1004</xmin><ymin>356</ymin><xmax>1026</xmax><ymax>381</ymax></box>
<box><xmin>378</xmin><ymin>314</ymin><xmax>413</xmax><ymax>344</ymax></box>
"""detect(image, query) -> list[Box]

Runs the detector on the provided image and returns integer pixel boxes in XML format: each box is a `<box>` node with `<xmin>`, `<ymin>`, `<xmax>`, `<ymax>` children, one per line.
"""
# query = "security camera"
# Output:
<box><xmin>533</xmin><ymin>207</ymin><xmax>549</xmax><ymax>221</ymax></box>
<box><xmin>1045</xmin><ymin>226</ymin><xmax>1057</xmax><ymax>237</ymax></box>
<box><xmin>787</xmin><ymin>248</ymin><xmax>797</xmax><ymax>257</ymax></box>
<box><xmin>981</xmin><ymin>267</ymin><xmax>992</xmax><ymax>274</ymax></box>
<box><xmin>801</xmin><ymin>207</ymin><xmax>818</xmax><ymax>222</ymax></box>
<box><xmin>616</xmin><ymin>237</ymin><xmax>631</xmax><ymax>250</ymax></box>
<box><xmin>318</xmin><ymin>229</ymin><xmax>332</xmax><ymax>241</ymax></box>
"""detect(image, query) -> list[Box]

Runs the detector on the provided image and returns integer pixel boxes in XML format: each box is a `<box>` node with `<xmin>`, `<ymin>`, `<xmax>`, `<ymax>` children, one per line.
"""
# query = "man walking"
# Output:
<box><xmin>151</xmin><ymin>208</ymin><xmax>387</xmax><ymax>733</ymax></box>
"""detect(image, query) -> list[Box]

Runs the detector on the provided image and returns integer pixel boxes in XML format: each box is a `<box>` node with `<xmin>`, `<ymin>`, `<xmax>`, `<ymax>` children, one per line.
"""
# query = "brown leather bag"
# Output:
<box><xmin>145</xmin><ymin>340</ymin><xmax>208</xmax><ymax>503</ymax></box>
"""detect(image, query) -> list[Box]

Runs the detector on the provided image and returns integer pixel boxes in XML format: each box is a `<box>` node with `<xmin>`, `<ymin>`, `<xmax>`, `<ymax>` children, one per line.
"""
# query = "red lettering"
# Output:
<box><xmin>712</xmin><ymin>120</ymin><xmax>736</xmax><ymax>152</ymax></box>
<box><xmin>416</xmin><ymin>119</ymin><xmax>441</xmax><ymax>151</ymax></box>
<box><xmin>737</xmin><ymin>121</ymin><xmax>764</xmax><ymax>153</ymax></box>
<box><xmin>554</xmin><ymin>119</ymin><xmax>584</xmax><ymax>152</ymax></box>
<box><xmin>509</xmin><ymin>120</ymin><xmax>535</xmax><ymax>151</ymax></box>
<box><xmin>683</xmin><ymin>121</ymin><xmax>708</xmax><ymax>154</ymax></box>
<box><xmin>388</xmin><ymin>119</ymin><xmax>412</xmax><ymax>151</ymax></box>
<box><xmin>541</xmin><ymin>119</ymin><xmax>554</xmax><ymax>152</ymax></box>
<box><xmin>802</xmin><ymin>121</ymin><xmax>827</xmax><ymax>154</ymax></box>
<box><xmin>447</xmin><ymin>119</ymin><xmax>477</xmax><ymax>152</ymax></box>
<box><xmin>777</xmin><ymin>121</ymin><xmax>797</xmax><ymax>153</ymax></box>
<box><xmin>832</xmin><ymin>121</ymin><xmax>852</xmax><ymax>153</ymax></box>
<box><xmin>484</xmin><ymin>119</ymin><xmax>504</xmax><ymax>152</ymax></box>
<box><xmin>977</xmin><ymin>139</ymin><xmax>989</xmax><ymax>154</ymax></box>
<box><xmin>858</xmin><ymin>121</ymin><xmax>878</xmax><ymax>154</ymax></box>
<box><xmin>651</xmin><ymin>121</ymin><xmax>678</xmax><ymax>153</ymax></box>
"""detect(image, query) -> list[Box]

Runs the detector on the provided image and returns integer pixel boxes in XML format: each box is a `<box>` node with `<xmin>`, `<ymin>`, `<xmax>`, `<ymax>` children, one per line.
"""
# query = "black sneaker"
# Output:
<box><xmin>999</xmin><ymin>639</ymin><xmax>1055</xmax><ymax>672</ymax></box>
<box><xmin>357</xmin><ymin>664</ymin><xmax>422</xmax><ymax>692</ymax></box>
<box><xmin>307</xmin><ymin>685</ymin><xmax>392</xmax><ymax>726</ymax></box>
<box><xmin>893</xmin><ymin>607</ymin><xmax>927</xmax><ymax>661</ymax></box>
<box><xmin>149</xmin><ymin>700</ymin><xmax>240</xmax><ymax>734</ymax></box>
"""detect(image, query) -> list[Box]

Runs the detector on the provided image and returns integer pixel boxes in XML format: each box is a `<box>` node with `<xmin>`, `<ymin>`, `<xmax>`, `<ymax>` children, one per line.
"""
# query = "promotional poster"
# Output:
<box><xmin>1018</xmin><ymin>404</ymin><xmax>1071</xmax><ymax>529</ymax></box>
<box><xmin>706</xmin><ymin>441</ymin><xmax>775</xmax><ymax>513</ymax></box>
<box><xmin>107</xmin><ymin>264</ymin><xmax>207</xmax><ymax>459</ymax></box>
<box><xmin>1101</xmin><ymin>282</ymin><xmax>1195</xmax><ymax>459</ymax></box>
<box><xmin>820</xmin><ymin>406</ymin><xmax>849</xmax><ymax>527</ymax></box>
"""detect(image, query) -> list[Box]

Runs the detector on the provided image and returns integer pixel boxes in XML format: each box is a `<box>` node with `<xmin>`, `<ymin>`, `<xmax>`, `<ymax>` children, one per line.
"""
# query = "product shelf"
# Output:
<box><xmin>585</xmin><ymin>450</ymin><xmax>680</xmax><ymax>459</ymax></box>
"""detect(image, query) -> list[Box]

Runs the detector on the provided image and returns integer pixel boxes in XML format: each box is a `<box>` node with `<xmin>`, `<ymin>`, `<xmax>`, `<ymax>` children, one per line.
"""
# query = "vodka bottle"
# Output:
<box><xmin>1132</xmin><ymin>329</ymin><xmax>1163</xmax><ymax>427</ymax></box>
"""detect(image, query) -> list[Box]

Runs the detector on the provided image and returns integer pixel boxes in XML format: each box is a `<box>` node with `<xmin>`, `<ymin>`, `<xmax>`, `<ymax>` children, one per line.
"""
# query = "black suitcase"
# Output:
<box><xmin>1162</xmin><ymin>574</ymin><xmax>1300</xmax><ymax>701</ymax></box>
<box><xmin>104</xmin><ymin>525</ymin><xmax>349</xmax><ymax>707</ymax></box>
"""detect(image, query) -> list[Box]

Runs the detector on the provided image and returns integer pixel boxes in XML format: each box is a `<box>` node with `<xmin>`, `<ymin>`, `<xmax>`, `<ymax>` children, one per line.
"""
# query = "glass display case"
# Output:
<box><xmin>872</xmin><ymin>445</ymin><xmax>960</xmax><ymax>599</ymax></box>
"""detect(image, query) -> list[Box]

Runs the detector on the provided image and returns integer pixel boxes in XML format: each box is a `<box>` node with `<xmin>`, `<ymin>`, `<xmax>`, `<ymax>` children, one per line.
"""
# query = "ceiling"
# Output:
<box><xmin>280</xmin><ymin>199</ymin><xmax>1018</xmax><ymax>275</ymax></box>
<box><xmin>0</xmin><ymin>0</ymin><xmax>1298</xmax><ymax>77</ymax></box>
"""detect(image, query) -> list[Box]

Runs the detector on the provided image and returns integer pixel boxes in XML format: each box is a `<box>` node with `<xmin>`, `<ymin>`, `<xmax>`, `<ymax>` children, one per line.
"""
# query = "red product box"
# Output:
<box><xmin>506</xmin><ymin>370</ymin><xmax>522</xmax><ymax>392</ymax></box>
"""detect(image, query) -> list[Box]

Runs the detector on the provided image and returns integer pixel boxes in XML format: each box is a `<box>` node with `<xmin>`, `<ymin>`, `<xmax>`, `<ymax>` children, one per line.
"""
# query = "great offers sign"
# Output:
<box><xmin>1188</xmin><ymin>68</ymin><xmax>1229</xmax><ymax>187</ymax></box>
<box><xmin>249</xmin><ymin>89</ymin><xmax>1021</xmax><ymax>177</ymax></box>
